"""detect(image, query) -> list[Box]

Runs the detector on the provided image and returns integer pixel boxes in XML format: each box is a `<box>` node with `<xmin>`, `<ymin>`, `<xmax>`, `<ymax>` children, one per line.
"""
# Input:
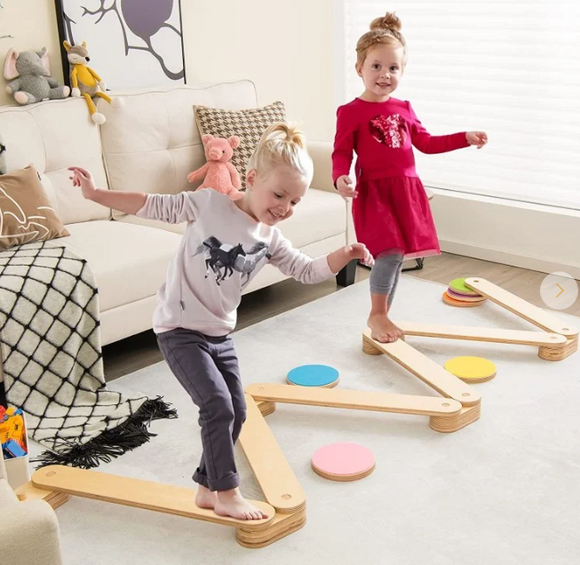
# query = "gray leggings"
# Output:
<box><xmin>369</xmin><ymin>252</ymin><xmax>404</xmax><ymax>306</ymax></box>
<box><xmin>157</xmin><ymin>328</ymin><xmax>245</xmax><ymax>492</ymax></box>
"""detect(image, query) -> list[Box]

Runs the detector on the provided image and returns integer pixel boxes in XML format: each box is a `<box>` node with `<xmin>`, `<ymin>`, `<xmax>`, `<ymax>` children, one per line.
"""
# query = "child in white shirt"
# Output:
<box><xmin>69</xmin><ymin>123</ymin><xmax>372</xmax><ymax>520</ymax></box>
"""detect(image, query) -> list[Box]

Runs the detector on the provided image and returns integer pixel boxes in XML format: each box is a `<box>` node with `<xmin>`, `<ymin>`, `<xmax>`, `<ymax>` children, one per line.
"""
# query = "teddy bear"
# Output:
<box><xmin>3</xmin><ymin>47</ymin><xmax>70</xmax><ymax>105</ymax></box>
<box><xmin>187</xmin><ymin>134</ymin><xmax>243</xmax><ymax>200</ymax></box>
<box><xmin>63</xmin><ymin>40</ymin><xmax>123</xmax><ymax>125</ymax></box>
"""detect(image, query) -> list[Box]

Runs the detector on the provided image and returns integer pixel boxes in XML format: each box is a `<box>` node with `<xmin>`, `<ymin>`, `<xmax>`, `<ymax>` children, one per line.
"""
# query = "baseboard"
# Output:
<box><xmin>430</xmin><ymin>189</ymin><xmax>580</xmax><ymax>280</ymax></box>
<box><xmin>439</xmin><ymin>239</ymin><xmax>580</xmax><ymax>280</ymax></box>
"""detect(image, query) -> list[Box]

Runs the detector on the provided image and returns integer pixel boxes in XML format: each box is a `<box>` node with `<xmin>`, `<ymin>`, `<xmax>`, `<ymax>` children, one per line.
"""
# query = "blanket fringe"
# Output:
<box><xmin>32</xmin><ymin>396</ymin><xmax>178</xmax><ymax>469</ymax></box>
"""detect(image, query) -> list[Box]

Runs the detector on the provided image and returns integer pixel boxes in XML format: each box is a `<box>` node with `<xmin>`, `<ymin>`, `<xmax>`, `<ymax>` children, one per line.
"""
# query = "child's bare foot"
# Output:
<box><xmin>195</xmin><ymin>484</ymin><xmax>217</xmax><ymax>509</ymax></box>
<box><xmin>215</xmin><ymin>488</ymin><xmax>269</xmax><ymax>520</ymax></box>
<box><xmin>368</xmin><ymin>313</ymin><xmax>404</xmax><ymax>343</ymax></box>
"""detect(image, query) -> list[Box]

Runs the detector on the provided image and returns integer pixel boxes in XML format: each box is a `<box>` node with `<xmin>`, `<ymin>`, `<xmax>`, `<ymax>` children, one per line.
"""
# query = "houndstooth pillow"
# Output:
<box><xmin>194</xmin><ymin>101</ymin><xmax>286</xmax><ymax>190</ymax></box>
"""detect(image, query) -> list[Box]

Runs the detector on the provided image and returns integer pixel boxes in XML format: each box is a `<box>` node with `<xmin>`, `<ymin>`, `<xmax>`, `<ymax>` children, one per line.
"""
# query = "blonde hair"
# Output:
<box><xmin>247</xmin><ymin>122</ymin><xmax>313</xmax><ymax>183</ymax></box>
<box><xmin>356</xmin><ymin>12</ymin><xmax>406</xmax><ymax>68</ymax></box>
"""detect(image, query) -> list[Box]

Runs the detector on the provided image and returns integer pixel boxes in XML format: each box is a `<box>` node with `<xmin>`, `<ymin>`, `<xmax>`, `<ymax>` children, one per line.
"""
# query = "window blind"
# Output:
<box><xmin>340</xmin><ymin>0</ymin><xmax>580</xmax><ymax>210</ymax></box>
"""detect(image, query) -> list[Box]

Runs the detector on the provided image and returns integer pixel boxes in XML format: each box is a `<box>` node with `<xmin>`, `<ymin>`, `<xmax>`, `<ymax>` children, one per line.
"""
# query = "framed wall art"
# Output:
<box><xmin>54</xmin><ymin>0</ymin><xmax>186</xmax><ymax>90</ymax></box>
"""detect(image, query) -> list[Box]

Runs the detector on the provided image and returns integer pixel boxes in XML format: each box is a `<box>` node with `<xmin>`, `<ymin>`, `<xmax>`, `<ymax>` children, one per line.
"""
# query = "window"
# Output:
<box><xmin>339</xmin><ymin>1</ymin><xmax>580</xmax><ymax>210</ymax></box>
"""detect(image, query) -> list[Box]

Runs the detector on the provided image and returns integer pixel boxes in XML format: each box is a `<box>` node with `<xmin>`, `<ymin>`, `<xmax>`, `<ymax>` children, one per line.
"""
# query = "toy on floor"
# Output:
<box><xmin>286</xmin><ymin>364</ymin><xmax>339</xmax><ymax>388</ymax></box>
<box><xmin>1</xmin><ymin>406</ymin><xmax>27</xmax><ymax>458</ymax></box>
<box><xmin>187</xmin><ymin>134</ymin><xmax>244</xmax><ymax>200</ymax></box>
<box><xmin>311</xmin><ymin>442</ymin><xmax>375</xmax><ymax>482</ymax></box>
<box><xmin>63</xmin><ymin>41</ymin><xmax>123</xmax><ymax>125</ymax></box>
<box><xmin>3</xmin><ymin>47</ymin><xmax>70</xmax><ymax>105</ymax></box>
<box><xmin>444</xmin><ymin>356</ymin><xmax>497</xmax><ymax>383</ymax></box>
<box><xmin>443</xmin><ymin>277</ymin><xmax>487</xmax><ymax>307</ymax></box>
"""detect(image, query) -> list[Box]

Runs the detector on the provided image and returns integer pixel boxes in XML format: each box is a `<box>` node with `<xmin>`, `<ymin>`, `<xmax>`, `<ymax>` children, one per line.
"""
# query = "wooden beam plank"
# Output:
<box><xmin>465</xmin><ymin>277</ymin><xmax>578</xmax><ymax>338</ymax></box>
<box><xmin>239</xmin><ymin>395</ymin><xmax>306</xmax><ymax>514</ymax></box>
<box><xmin>32</xmin><ymin>465</ymin><xmax>274</xmax><ymax>530</ymax></box>
<box><xmin>363</xmin><ymin>331</ymin><xmax>481</xmax><ymax>406</ymax></box>
<box><xmin>396</xmin><ymin>321</ymin><xmax>567</xmax><ymax>346</ymax></box>
<box><xmin>246</xmin><ymin>383</ymin><xmax>462</xmax><ymax>417</ymax></box>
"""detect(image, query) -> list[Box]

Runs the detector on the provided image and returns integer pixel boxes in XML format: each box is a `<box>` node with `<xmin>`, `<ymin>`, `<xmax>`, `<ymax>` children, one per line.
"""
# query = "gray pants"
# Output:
<box><xmin>369</xmin><ymin>252</ymin><xmax>404</xmax><ymax>306</ymax></box>
<box><xmin>157</xmin><ymin>328</ymin><xmax>246</xmax><ymax>492</ymax></box>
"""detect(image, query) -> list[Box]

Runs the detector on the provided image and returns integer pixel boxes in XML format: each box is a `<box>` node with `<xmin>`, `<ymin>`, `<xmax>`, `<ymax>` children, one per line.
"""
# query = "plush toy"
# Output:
<box><xmin>187</xmin><ymin>134</ymin><xmax>244</xmax><ymax>200</ymax></box>
<box><xmin>3</xmin><ymin>47</ymin><xmax>70</xmax><ymax>105</ymax></box>
<box><xmin>63</xmin><ymin>41</ymin><xmax>123</xmax><ymax>125</ymax></box>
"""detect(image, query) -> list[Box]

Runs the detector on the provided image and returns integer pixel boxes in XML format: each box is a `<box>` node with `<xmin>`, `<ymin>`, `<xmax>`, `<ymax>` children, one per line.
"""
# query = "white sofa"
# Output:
<box><xmin>0</xmin><ymin>80</ymin><xmax>349</xmax><ymax>346</ymax></box>
<box><xmin>0</xmin><ymin>448</ymin><xmax>63</xmax><ymax>564</ymax></box>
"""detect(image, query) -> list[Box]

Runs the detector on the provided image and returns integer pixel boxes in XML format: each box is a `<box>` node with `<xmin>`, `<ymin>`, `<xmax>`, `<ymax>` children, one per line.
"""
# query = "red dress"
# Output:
<box><xmin>332</xmin><ymin>97</ymin><xmax>469</xmax><ymax>259</ymax></box>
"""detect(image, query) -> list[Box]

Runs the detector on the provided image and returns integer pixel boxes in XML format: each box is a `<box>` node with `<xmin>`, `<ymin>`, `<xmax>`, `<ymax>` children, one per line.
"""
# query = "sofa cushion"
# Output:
<box><xmin>0</xmin><ymin>99</ymin><xmax>110</xmax><ymax>224</ymax></box>
<box><xmin>194</xmin><ymin>101</ymin><xmax>286</xmax><ymax>190</ymax></box>
<box><xmin>0</xmin><ymin>166</ymin><xmax>69</xmax><ymax>250</ymax></box>
<box><xmin>98</xmin><ymin>81</ymin><xmax>259</xmax><ymax>219</ymax></box>
<box><xmin>60</xmin><ymin>221</ymin><xmax>182</xmax><ymax>312</ymax></box>
<box><xmin>120</xmin><ymin>186</ymin><xmax>345</xmax><ymax>250</ymax></box>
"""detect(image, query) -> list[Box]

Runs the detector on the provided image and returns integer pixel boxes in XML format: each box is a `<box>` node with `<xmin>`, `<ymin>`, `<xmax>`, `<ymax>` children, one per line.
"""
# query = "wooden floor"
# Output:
<box><xmin>103</xmin><ymin>252</ymin><xmax>580</xmax><ymax>381</ymax></box>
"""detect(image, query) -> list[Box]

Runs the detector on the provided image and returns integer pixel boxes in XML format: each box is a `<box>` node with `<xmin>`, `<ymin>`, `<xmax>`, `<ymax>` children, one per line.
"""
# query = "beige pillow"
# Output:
<box><xmin>194</xmin><ymin>101</ymin><xmax>286</xmax><ymax>190</ymax></box>
<box><xmin>0</xmin><ymin>165</ymin><xmax>69</xmax><ymax>250</ymax></box>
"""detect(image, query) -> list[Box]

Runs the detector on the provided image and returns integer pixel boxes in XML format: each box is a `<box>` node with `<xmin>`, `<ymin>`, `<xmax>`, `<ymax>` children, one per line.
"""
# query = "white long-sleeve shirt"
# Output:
<box><xmin>136</xmin><ymin>189</ymin><xmax>333</xmax><ymax>336</ymax></box>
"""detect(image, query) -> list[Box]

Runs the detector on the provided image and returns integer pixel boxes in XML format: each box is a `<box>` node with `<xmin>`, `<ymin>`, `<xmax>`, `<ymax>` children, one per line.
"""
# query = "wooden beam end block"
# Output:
<box><xmin>429</xmin><ymin>402</ymin><xmax>481</xmax><ymax>433</ymax></box>
<box><xmin>236</xmin><ymin>507</ymin><xmax>307</xmax><ymax>548</ymax></box>
<box><xmin>538</xmin><ymin>334</ymin><xmax>578</xmax><ymax>361</ymax></box>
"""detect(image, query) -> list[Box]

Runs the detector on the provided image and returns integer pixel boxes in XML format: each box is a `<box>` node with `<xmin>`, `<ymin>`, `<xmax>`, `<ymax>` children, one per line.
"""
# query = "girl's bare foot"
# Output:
<box><xmin>215</xmin><ymin>487</ymin><xmax>269</xmax><ymax>520</ymax></box>
<box><xmin>195</xmin><ymin>484</ymin><xmax>217</xmax><ymax>509</ymax></box>
<box><xmin>368</xmin><ymin>313</ymin><xmax>404</xmax><ymax>343</ymax></box>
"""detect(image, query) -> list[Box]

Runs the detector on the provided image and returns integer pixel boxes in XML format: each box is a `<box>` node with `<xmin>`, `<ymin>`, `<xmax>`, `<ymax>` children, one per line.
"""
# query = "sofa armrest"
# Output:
<box><xmin>308</xmin><ymin>140</ymin><xmax>337</xmax><ymax>194</ymax></box>
<box><xmin>308</xmin><ymin>140</ymin><xmax>356</xmax><ymax>245</ymax></box>
<box><xmin>0</xmin><ymin>499</ymin><xmax>63</xmax><ymax>565</ymax></box>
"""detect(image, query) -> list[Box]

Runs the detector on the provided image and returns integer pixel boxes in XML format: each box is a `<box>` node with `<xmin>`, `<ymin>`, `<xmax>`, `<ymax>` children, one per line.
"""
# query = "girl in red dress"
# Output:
<box><xmin>333</xmin><ymin>12</ymin><xmax>488</xmax><ymax>343</ymax></box>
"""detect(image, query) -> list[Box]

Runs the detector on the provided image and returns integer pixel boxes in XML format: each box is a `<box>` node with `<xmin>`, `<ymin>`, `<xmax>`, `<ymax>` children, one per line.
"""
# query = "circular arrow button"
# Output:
<box><xmin>540</xmin><ymin>272</ymin><xmax>578</xmax><ymax>310</ymax></box>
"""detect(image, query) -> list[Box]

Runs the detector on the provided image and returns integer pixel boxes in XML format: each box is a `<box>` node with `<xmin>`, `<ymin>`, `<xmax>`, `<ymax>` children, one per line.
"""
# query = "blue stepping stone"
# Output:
<box><xmin>286</xmin><ymin>364</ymin><xmax>339</xmax><ymax>388</ymax></box>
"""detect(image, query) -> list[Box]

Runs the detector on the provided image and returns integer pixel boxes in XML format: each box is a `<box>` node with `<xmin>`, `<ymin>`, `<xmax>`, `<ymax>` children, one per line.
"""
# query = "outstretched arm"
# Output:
<box><xmin>69</xmin><ymin>167</ymin><xmax>146</xmax><ymax>214</ymax></box>
<box><xmin>408</xmin><ymin>102</ymin><xmax>471</xmax><ymax>154</ymax></box>
<box><xmin>269</xmin><ymin>233</ymin><xmax>373</xmax><ymax>285</ymax></box>
<box><xmin>69</xmin><ymin>166</ymin><xmax>200</xmax><ymax>223</ymax></box>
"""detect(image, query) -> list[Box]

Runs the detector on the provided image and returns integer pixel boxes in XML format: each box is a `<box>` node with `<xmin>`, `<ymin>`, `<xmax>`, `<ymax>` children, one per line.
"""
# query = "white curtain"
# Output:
<box><xmin>339</xmin><ymin>0</ymin><xmax>580</xmax><ymax>210</ymax></box>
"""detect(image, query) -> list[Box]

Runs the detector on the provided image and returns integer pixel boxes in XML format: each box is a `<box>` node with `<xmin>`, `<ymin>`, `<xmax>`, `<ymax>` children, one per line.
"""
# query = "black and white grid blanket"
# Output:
<box><xmin>0</xmin><ymin>242</ymin><xmax>176</xmax><ymax>468</ymax></box>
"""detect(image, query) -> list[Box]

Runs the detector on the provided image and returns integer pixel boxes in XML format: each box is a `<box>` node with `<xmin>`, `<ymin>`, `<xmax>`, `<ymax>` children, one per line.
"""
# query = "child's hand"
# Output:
<box><xmin>336</xmin><ymin>175</ymin><xmax>358</xmax><ymax>200</ymax></box>
<box><xmin>346</xmin><ymin>243</ymin><xmax>374</xmax><ymax>266</ymax></box>
<box><xmin>466</xmin><ymin>131</ymin><xmax>488</xmax><ymax>149</ymax></box>
<box><xmin>68</xmin><ymin>166</ymin><xmax>98</xmax><ymax>200</ymax></box>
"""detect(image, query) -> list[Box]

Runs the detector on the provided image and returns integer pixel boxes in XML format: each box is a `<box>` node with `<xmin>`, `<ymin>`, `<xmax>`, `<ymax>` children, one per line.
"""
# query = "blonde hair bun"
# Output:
<box><xmin>262</xmin><ymin>122</ymin><xmax>307</xmax><ymax>151</ymax></box>
<box><xmin>370</xmin><ymin>12</ymin><xmax>402</xmax><ymax>33</ymax></box>
<box><xmin>247</xmin><ymin>121</ymin><xmax>313</xmax><ymax>181</ymax></box>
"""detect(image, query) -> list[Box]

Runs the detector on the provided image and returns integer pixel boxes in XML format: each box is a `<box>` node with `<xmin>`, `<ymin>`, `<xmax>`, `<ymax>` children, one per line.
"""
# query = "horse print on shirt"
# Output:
<box><xmin>194</xmin><ymin>236</ymin><xmax>271</xmax><ymax>286</ymax></box>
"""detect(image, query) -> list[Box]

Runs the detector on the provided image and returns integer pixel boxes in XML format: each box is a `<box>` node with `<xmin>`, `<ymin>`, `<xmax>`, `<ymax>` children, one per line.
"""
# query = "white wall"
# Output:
<box><xmin>1</xmin><ymin>1</ymin><xmax>578</xmax><ymax>277</ymax></box>
<box><xmin>0</xmin><ymin>1</ymin><xmax>64</xmax><ymax>102</ymax></box>
<box><xmin>0</xmin><ymin>0</ymin><xmax>336</xmax><ymax>140</ymax></box>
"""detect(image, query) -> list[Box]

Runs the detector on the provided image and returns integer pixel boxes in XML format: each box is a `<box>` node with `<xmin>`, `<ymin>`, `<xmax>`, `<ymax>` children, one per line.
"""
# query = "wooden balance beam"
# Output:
<box><xmin>464</xmin><ymin>277</ymin><xmax>578</xmax><ymax>361</ymax></box>
<box><xmin>236</xmin><ymin>394</ymin><xmax>307</xmax><ymax>547</ymax></box>
<box><xmin>246</xmin><ymin>382</ymin><xmax>468</xmax><ymax>433</ymax></box>
<box><xmin>18</xmin><ymin>395</ymin><xmax>309</xmax><ymax>549</ymax></box>
<box><xmin>361</xmin><ymin>331</ymin><xmax>481</xmax><ymax>431</ymax></box>
<box><xmin>395</xmin><ymin>321</ymin><xmax>567</xmax><ymax>358</ymax></box>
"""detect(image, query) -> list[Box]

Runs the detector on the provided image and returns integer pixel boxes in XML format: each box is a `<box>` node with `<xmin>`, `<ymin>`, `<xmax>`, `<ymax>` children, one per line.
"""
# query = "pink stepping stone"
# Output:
<box><xmin>311</xmin><ymin>442</ymin><xmax>375</xmax><ymax>482</ymax></box>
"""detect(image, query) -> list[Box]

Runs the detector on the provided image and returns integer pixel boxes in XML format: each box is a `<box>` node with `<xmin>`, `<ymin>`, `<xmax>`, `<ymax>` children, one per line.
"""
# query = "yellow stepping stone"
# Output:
<box><xmin>444</xmin><ymin>356</ymin><xmax>497</xmax><ymax>383</ymax></box>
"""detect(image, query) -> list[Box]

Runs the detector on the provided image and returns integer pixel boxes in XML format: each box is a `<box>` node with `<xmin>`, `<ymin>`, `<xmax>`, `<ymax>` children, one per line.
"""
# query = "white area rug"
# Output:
<box><xmin>30</xmin><ymin>276</ymin><xmax>580</xmax><ymax>565</ymax></box>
